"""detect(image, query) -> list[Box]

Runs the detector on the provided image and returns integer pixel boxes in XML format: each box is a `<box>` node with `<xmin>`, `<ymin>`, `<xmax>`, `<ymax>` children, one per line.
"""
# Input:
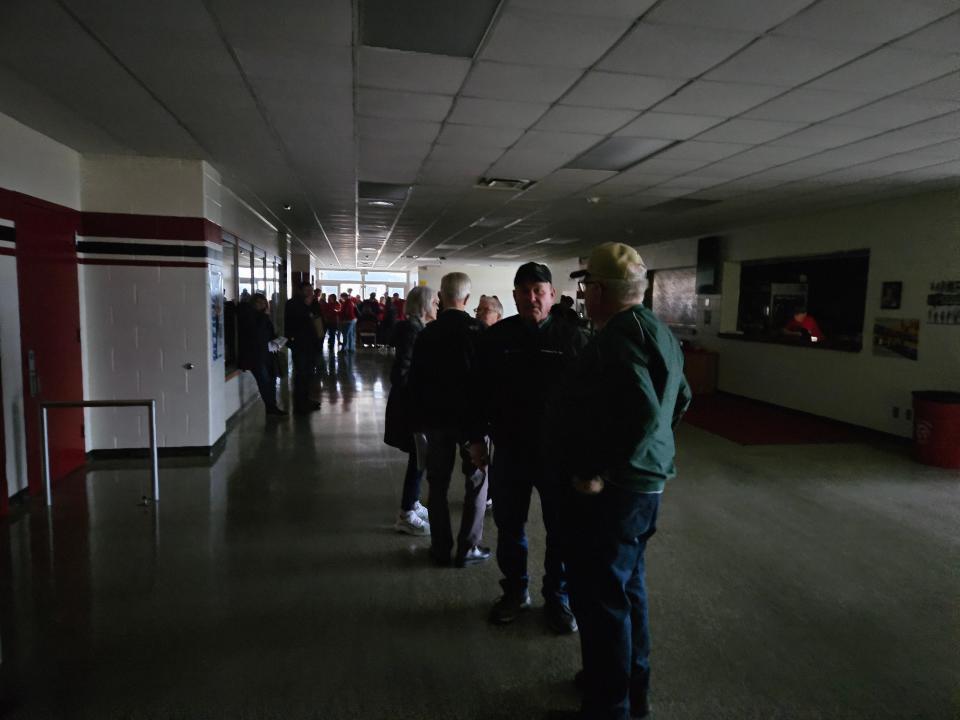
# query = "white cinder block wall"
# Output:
<box><xmin>620</xmin><ymin>189</ymin><xmax>960</xmax><ymax>438</ymax></box>
<box><xmin>79</xmin><ymin>156</ymin><xmax>224</xmax><ymax>451</ymax></box>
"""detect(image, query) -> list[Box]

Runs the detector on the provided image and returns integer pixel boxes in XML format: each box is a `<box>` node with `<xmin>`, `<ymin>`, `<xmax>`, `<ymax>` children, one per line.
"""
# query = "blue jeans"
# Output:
<box><xmin>490</xmin><ymin>442</ymin><xmax>567</xmax><ymax>603</ymax></box>
<box><xmin>343</xmin><ymin>319</ymin><xmax>356</xmax><ymax>352</ymax></box>
<box><xmin>566</xmin><ymin>485</ymin><xmax>660</xmax><ymax>720</ymax></box>
<box><xmin>399</xmin><ymin>450</ymin><xmax>423</xmax><ymax>513</ymax></box>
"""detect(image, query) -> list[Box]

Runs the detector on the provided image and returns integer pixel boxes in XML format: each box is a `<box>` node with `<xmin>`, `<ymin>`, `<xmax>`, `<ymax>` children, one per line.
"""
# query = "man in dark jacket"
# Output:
<box><xmin>239</xmin><ymin>293</ymin><xmax>285</xmax><ymax>415</ymax></box>
<box><xmin>408</xmin><ymin>273</ymin><xmax>490</xmax><ymax>568</ymax></box>
<box><xmin>284</xmin><ymin>281</ymin><xmax>320</xmax><ymax>414</ymax></box>
<box><xmin>551</xmin><ymin>243</ymin><xmax>691</xmax><ymax>720</ymax></box>
<box><xmin>471</xmin><ymin>262</ymin><xmax>590</xmax><ymax>633</ymax></box>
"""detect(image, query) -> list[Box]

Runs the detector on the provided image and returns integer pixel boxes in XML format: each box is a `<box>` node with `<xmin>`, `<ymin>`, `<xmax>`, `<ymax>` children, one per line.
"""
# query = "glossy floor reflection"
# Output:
<box><xmin>1</xmin><ymin>349</ymin><xmax>958</xmax><ymax>719</ymax></box>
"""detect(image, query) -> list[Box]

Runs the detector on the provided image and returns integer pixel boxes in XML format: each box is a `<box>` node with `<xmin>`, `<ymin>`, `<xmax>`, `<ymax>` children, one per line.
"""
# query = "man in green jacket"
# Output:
<box><xmin>552</xmin><ymin>243</ymin><xmax>691</xmax><ymax>720</ymax></box>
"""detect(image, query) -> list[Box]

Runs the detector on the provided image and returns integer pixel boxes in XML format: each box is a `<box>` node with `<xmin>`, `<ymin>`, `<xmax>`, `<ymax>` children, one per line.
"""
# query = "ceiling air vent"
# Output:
<box><xmin>476</xmin><ymin>177</ymin><xmax>536</xmax><ymax>191</ymax></box>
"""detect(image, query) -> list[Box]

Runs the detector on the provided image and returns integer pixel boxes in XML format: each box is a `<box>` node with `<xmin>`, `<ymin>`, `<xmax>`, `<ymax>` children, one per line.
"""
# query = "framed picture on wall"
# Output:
<box><xmin>881</xmin><ymin>281</ymin><xmax>902</xmax><ymax>310</ymax></box>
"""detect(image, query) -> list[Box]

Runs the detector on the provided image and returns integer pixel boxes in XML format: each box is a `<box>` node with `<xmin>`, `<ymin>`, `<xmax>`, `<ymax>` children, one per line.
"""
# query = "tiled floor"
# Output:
<box><xmin>1</xmin><ymin>350</ymin><xmax>957</xmax><ymax>719</ymax></box>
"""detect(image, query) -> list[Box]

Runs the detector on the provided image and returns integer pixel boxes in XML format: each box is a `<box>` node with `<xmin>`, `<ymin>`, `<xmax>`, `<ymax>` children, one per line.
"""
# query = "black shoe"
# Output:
<box><xmin>545</xmin><ymin>599</ymin><xmax>578</xmax><ymax>634</ymax></box>
<box><xmin>455</xmin><ymin>545</ymin><xmax>491</xmax><ymax>567</ymax></box>
<box><xmin>265</xmin><ymin>406</ymin><xmax>287</xmax><ymax>416</ymax></box>
<box><xmin>573</xmin><ymin>670</ymin><xmax>650</xmax><ymax>719</ymax></box>
<box><xmin>429</xmin><ymin>549</ymin><xmax>452</xmax><ymax>567</ymax></box>
<box><xmin>489</xmin><ymin>590</ymin><xmax>532</xmax><ymax>624</ymax></box>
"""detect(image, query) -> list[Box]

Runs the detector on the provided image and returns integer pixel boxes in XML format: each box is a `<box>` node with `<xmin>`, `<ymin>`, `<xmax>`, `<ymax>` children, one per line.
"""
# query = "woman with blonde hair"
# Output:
<box><xmin>384</xmin><ymin>285</ymin><xmax>439</xmax><ymax>534</ymax></box>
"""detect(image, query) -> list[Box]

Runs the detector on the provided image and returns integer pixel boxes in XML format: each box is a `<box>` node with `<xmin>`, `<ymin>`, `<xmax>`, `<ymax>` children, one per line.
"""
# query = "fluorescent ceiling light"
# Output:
<box><xmin>361</xmin><ymin>0</ymin><xmax>500</xmax><ymax>58</ymax></box>
<box><xmin>368</xmin><ymin>200</ymin><xmax>395</xmax><ymax>207</ymax></box>
<box><xmin>536</xmin><ymin>237</ymin><xmax>579</xmax><ymax>245</ymax></box>
<box><xmin>567</xmin><ymin>138</ymin><xmax>677</xmax><ymax>172</ymax></box>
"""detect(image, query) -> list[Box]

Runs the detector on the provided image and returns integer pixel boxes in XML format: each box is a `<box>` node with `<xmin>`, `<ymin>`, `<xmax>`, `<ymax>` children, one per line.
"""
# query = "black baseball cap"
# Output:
<box><xmin>514</xmin><ymin>262</ymin><xmax>552</xmax><ymax>286</ymax></box>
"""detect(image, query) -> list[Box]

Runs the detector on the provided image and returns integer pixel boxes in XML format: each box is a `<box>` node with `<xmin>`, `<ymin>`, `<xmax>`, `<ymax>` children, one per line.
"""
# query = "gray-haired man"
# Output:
<box><xmin>408</xmin><ymin>272</ymin><xmax>491</xmax><ymax>568</ymax></box>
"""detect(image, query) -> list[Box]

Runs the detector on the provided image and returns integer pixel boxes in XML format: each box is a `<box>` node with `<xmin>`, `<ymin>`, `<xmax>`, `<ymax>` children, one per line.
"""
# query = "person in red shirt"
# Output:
<box><xmin>392</xmin><ymin>293</ymin><xmax>405</xmax><ymax>321</ymax></box>
<box><xmin>340</xmin><ymin>292</ymin><xmax>358</xmax><ymax>352</ymax></box>
<box><xmin>784</xmin><ymin>306</ymin><xmax>824</xmax><ymax>341</ymax></box>
<box><xmin>321</xmin><ymin>293</ymin><xmax>341</xmax><ymax>350</ymax></box>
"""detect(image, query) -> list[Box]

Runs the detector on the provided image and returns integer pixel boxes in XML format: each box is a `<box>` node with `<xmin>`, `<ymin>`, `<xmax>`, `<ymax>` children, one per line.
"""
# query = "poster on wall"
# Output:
<box><xmin>873</xmin><ymin>318</ymin><xmax>919</xmax><ymax>360</ymax></box>
<box><xmin>880</xmin><ymin>281</ymin><xmax>902</xmax><ymax>309</ymax></box>
<box><xmin>927</xmin><ymin>280</ymin><xmax>960</xmax><ymax>325</ymax></box>
<box><xmin>210</xmin><ymin>270</ymin><xmax>224</xmax><ymax>361</ymax></box>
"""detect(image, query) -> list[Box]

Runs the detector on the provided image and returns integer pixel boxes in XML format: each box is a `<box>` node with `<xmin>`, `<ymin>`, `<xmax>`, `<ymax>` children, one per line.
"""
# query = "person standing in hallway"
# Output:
<box><xmin>322</xmin><ymin>293</ymin><xmax>341</xmax><ymax>351</ymax></box>
<box><xmin>284</xmin><ymin>281</ymin><xmax>321</xmax><ymax>414</ymax></box>
<box><xmin>470</xmin><ymin>262</ymin><xmax>589</xmax><ymax>633</ymax></box>
<box><xmin>475</xmin><ymin>294</ymin><xmax>503</xmax><ymax>327</ymax></box>
<box><xmin>408</xmin><ymin>273</ymin><xmax>491</xmax><ymax>568</ymax></box>
<box><xmin>340</xmin><ymin>291</ymin><xmax>358</xmax><ymax>353</ymax></box>
<box><xmin>384</xmin><ymin>285</ymin><xmax>438</xmax><ymax>535</ymax></box>
<box><xmin>550</xmin><ymin>243</ymin><xmax>691</xmax><ymax>720</ymax></box>
<box><xmin>239</xmin><ymin>293</ymin><xmax>285</xmax><ymax>415</ymax></box>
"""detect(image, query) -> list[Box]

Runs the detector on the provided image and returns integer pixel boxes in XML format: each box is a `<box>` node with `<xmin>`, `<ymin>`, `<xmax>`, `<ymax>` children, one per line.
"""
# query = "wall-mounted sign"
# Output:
<box><xmin>927</xmin><ymin>280</ymin><xmax>960</xmax><ymax>325</ymax></box>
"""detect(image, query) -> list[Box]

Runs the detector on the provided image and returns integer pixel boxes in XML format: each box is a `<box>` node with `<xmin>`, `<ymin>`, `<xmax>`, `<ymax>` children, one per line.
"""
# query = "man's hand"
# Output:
<box><xmin>572</xmin><ymin>476</ymin><xmax>604</xmax><ymax>495</ymax></box>
<box><xmin>469</xmin><ymin>441</ymin><xmax>489</xmax><ymax>469</ymax></box>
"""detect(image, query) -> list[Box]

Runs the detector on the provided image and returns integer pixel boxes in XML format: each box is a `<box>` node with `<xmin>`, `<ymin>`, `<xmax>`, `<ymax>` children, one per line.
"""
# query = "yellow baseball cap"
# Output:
<box><xmin>570</xmin><ymin>242</ymin><xmax>645</xmax><ymax>281</ymax></box>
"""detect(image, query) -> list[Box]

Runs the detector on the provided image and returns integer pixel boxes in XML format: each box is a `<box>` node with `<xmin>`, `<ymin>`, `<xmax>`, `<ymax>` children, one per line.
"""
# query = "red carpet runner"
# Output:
<box><xmin>682</xmin><ymin>393</ymin><xmax>872</xmax><ymax>445</ymax></box>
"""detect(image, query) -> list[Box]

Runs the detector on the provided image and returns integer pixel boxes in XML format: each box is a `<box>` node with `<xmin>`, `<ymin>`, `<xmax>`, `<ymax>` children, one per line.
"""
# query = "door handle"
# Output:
<box><xmin>182</xmin><ymin>363</ymin><xmax>195</xmax><ymax>370</ymax></box>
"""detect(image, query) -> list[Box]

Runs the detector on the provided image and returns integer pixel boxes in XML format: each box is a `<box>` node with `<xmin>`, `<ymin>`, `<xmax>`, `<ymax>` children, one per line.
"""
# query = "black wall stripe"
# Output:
<box><xmin>77</xmin><ymin>241</ymin><xmax>215</xmax><ymax>258</ymax></box>
<box><xmin>0</xmin><ymin>225</ymin><xmax>15</xmax><ymax>243</ymax></box>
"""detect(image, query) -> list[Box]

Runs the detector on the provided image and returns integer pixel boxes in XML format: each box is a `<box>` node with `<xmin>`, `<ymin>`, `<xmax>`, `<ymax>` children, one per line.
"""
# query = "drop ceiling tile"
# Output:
<box><xmin>436</xmin><ymin>123</ymin><xmax>526</xmax><ymax>148</ymax></box>
<box><xmin>646</xmin><ymin>0</ymin><xmax>817</xmax><ymax>31</ymax></box>
<box><xmin>715</xmin><ymin>143</ymin><xmax>818</xmax><ymax>167</ymax></box>
<box><xmin>427</xmin><ymin>143</ymin><xmax>505</xmax><ymax>168</ymax></box>
<box><xmin>771</xmin><ymin>123</ymin><xmax>882</xmax><ymax>149</ymax></box>
<box><xmin>447</xmin><ymin>97</ymin><xmax>550</xmax><ymax>128</ymax></box>
<box><xmin>901</xmin><ymin>72</ymin><xmax>960</xmax><ymax>101</ymax></box>
<box><xmin>460</xmin><ymin>61</ymin><xmax>583</xmax><ymax>103</ymax></box>
<box><xmin>540</xmin><ymin>168</ymin><xmax>619</xmax><ymax>185</ymax></box>
<box><xmin>359</xmin><ymin>88</ymin><xmax>454</xmax><ymax>122</ymax></box>
<box><xmin>615</xmin><ymin>112</ymin><xmax>725</xmax><ymax>139</ymax></box>
<box><xmin>808</xmin><ymin>48</ymin><xmax>960</xmax><ymax>95</ymax></box>
<box><xmin>894</xmin><ymin>13</ymin><xmax>960</xmax><ymax>53</ymax></box>
<box><xmin>705</xmin><ymin>36</ymin><xmax>870</xmax><ymax>86</ymax></box>
<box><xmin>696</xmin><ymin>118</ymin><xmax>808</xmax><ymax>143</ymax></box>
<box><xmin>488</xmin><ymin>149</ymin><xmax>573</xmax><ymax>178</ymax></box>
<box><xmin>599</xmin><ymin>22</ymin><xmax>755</xmax><ymax>78</ymax></box>
<box><xmin>654</xmin><ymin>140</ymin><xmax>753</xmax><ymax>162</ymax></box>
<box><xmin>511</xmin><ymin>130</ymin><xmax>604</xmax><ymax>156</ymax></box>
<box><xmin>562</xmin><ymin>72</ymin><xmax>685</xmax><ymax>111</ymax></box>
<box><xmin>357</xmin><ymin>117</ymin><xmax>442</xmax><ymax>144</ymax></box>
<box><xmin>535</xmin><ymin>105</ymin><xmax>638</xmax><ymax>134</ymax></box>
<box><xmin>829</xmin><ymin>96</ymin><xmax>960</xmax><ymax>130</ymax></box>
<box><xmin>744</xmin><ymin>88</ymin><xmax>878</xmax><ymax>122</ymax></box>
<box><xmin>631</xmin><ymin>156</ymin><xmax>714</xmax><ymax>174</ymax></box>
<box><xmin>358</xmin><ymin>47</ymin><xmax>471</xmax><ymax>95</ymax></box>
<box><xmin>509</xmin><ymin>0</ymin><xmax>657</xmax><ymax>17</ymax></box>
<box><xmin>774</xmin><ymin>0</ymin><xmax>958</xmax><ymax>45</ymax></box>
<box><xmin>655</xmin><ymin>81</ymin><xmax>787</xmax><ymax>117</ymax></box>
<box><xmin>481</xmin><ymin>8</ymin><xmax>632</xmax><ymax>68</ymax></box>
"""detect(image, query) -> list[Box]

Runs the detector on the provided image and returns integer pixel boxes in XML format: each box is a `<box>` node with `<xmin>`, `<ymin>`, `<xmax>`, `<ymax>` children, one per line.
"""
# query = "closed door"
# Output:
<box><xmin>17</xmin><ymin>200</ymin><xmax>84</xmax><ymax>494</ymax></box>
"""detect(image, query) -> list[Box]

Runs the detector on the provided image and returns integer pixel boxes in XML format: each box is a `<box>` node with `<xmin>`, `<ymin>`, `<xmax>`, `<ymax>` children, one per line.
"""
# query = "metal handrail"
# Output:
<box><xmin>40</xmin><ymin>399</ymin><xmax>159</xmax><ymax>507</ymax></box>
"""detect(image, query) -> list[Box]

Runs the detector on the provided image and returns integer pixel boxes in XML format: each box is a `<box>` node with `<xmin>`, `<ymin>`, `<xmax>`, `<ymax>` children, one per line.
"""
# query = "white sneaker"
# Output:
<box><xmin>412</xmin><ymin>501</ymin><xmax>429</xmax><ymax>521</ymax></box>
<box><xmin>395</xmin><ymin>510</ymin><xmax>430</xmax><ymax>536</ymax></box>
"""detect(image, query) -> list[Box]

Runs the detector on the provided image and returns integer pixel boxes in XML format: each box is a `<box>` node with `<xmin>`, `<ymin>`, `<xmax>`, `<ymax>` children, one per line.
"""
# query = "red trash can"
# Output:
<box><xmin>912</xmin><ymin>391</ymin><xmax>960</xmax><ymax>469</ymax></box>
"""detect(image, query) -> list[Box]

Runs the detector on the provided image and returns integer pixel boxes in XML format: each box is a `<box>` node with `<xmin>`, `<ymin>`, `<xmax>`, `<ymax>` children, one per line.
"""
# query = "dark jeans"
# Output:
<box><xmin>251</xmin><ymin>365</ymin><xmax>278</xmax><ymax>409</ymax></box>
<box><xmin>291</xmin><ymin>348</ymin><xmax>314</xmax><ymax>410</ymax></box>
<box><xmin>566</xmin><ymin>485</ymin><xmax>660</xmax><ymax>720</ymax></box>
<box><xmin>325</xmin><ymin>325</ymin><xmax>339</xmax><ymax>348</ymax></box>
<box><xmin>400</xmin><ymin>450</ymin><xmax>423</xmax><ymax>513</ymax></box>
<box><xmin>425</xmin><ymin>429</ymin><xmax>488</xmax><ymax>559</ymax></box>
<box><xmin>490</xmin><ymin>442</ymin><xmax>567</xmax><ymax>603</ymax></box>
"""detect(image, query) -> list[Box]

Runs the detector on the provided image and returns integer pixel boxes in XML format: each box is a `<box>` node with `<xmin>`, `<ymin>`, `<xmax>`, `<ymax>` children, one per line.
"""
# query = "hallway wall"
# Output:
<box><xmin>624</xmin><ymin>189</ymin><xmax>960</xmax><ymax>437</ymax></box>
